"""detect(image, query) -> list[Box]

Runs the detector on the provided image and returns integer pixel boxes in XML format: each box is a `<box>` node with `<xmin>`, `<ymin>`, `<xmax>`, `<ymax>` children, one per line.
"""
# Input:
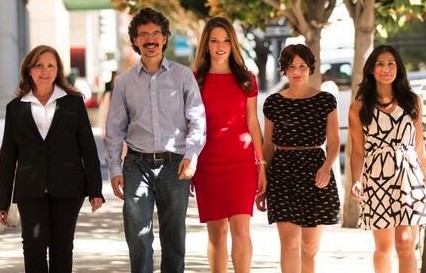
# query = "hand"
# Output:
<box><xmin>189</xmin><ymin>182</ymin><xmax>195</xmax><ymax>198</ymax></box>
<box><xmin>90</xmin><ymin>197</ymin><xmax>103</xmax><ymax>213</ymax></box>
<box><xmin>111</xmin><ymin>175</ymin><xmax>125</xmax><ymax>200</ymax></box>
<box><xmin>255</xmin><ymin>193</ymin><xmax>267</xmax><ymax>212</ymax></box>
<box><xmin>315</xmin><ymin>165</ymin><xmax>331</xmax><ymax>188</ymax></box>
<box><xmin>351</xmin><ymin>181</ymin><xmax>364</xmax><ymax>202</ymax></box>
<box><xmin>178</xmin><ymin>158</ymin><xmax>195</xmax><ymax>180</ymax></box>
<box><xmin>256</xmin><ymin>167</ymin><xmax>267</xmax><ymax>199</ymax></box>
<box><xmin>0</xmin><ymin>210</ymin><xmax>8</xmax><ymax>226</ymax></box>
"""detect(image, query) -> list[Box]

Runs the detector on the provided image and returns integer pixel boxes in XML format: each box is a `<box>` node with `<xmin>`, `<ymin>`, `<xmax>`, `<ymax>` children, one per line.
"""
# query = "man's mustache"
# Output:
<box><xmin>143</xmin><ymin>43</ymin><xmax>159</xmax><ymax>48</ymax></box>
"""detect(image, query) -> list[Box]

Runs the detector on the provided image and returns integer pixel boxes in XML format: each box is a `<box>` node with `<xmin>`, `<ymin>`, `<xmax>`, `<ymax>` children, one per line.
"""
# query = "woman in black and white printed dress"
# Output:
<box><xmin>350</xmin><ymin>44</ymin><xmax>426</xmax><ymax>273</ymax></box>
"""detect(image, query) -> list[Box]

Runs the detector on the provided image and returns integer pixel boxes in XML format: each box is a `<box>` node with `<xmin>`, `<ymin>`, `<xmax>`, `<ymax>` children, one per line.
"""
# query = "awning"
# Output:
<box><xmin>62</xmin><ymin>0</ymin><xmax>114</xmax><ymax>10</ymax></box>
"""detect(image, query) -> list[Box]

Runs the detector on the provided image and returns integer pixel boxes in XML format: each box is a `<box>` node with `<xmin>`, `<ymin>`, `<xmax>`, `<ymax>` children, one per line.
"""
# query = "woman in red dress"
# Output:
<box><xmin>192</xmin><ymin>17</ymin><xmax>266</xmax><ymax>273</ymax></box>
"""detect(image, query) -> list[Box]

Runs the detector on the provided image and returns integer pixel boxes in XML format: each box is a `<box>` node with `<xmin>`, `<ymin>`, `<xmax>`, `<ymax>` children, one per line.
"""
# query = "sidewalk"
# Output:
<box><xmin>0</xmin><ymin>181</ymin><xmax>418</xmax><ymax>273</ymax></box>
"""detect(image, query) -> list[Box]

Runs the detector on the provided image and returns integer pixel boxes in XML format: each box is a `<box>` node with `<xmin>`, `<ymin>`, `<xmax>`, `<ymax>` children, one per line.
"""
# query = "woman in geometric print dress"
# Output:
<box><xmin>257</xmin><ymin>44</ymin><xmax>341</xmax><ymax>273</ymax></box>
<box><xmin>350</xmin><ymin>45</ymin><xmax>426</xmax><ymax>273</ymax></box>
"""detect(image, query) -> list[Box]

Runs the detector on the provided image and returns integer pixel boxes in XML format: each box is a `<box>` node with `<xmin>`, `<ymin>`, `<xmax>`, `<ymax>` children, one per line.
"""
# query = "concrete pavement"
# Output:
<box><xmin>1</xmin><ymin>180</ymin><xmax>418</xmax><ymax>273</ymax></box>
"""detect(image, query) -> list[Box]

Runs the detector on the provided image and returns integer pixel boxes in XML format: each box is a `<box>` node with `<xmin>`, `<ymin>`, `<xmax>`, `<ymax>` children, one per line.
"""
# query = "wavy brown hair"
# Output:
<box><xmin>278</xmin><ymin>44</ymin><xmax>316</xmax><ymax>76</ymax></box>
<box><xmin>17</xmin><ymin>45</ymin><xmax>80</xmax><ymax>97</ymax></box>
<box><xmin>355</xmin><ymin>44</ymin><xmax>418</xmax><ymax>125</ymax></box>
<box><xmin>192</xmin><ymin>17</ymin><xmax>252</xmax><ymax>94</ymax></box>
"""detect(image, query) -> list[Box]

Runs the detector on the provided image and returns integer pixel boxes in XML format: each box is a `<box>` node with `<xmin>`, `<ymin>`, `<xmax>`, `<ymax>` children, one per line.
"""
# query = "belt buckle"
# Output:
<box><xmin>153</xmin><ymin>153</ymin><xmax>161</xmax><ymax>162</ymax></box>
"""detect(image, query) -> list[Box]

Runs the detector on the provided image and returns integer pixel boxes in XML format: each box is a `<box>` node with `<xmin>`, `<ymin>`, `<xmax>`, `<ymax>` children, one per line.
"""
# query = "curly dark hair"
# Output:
<box><xmin>128</xmin><ymin>7</ymin><xmax>171</xmax><ymax>55</ymax></box>
<box><xmin>278</xmin><ymin>44</ymin><xmax>316</xmax><ymax>76</ymax></box>
<box><xmin>355</xmin><ymin>44</ymin><xmax>418</xmax><ymax>125</ymax></box>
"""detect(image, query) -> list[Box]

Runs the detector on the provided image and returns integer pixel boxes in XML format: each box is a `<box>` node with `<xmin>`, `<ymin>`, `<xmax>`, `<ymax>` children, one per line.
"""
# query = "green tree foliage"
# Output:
<box><xmin>375</xmin><ymin>0</ymin><xmax>426</xmax><ymax>38</ymax></box>
<box><xmin>110</xmin><ymin>0</ymin><xmax>426</xmax><ymax>75</ymax></box>
<box><xmin>180</xmin><ymin>0</ymin><xmax>209</xmax><ymax>17</ymax></box>
<box><xmin>207</xmin><ymin>0</ymin><xmax>277</xmax><ymax>28</ymax></box>
<box><xmin>110</xmin><ymin>0</ymin><xmax>203</xmax><ymax>32</ymax></box>
<box><xmin>111</xmin><ymin>0</ymin><xmax>426</xmax><ymax>42</ymax></box>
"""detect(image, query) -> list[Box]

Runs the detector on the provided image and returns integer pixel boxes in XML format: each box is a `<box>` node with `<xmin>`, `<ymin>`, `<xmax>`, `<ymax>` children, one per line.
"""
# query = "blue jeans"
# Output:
<box><xmin>122</xmin><ymin>153</ymin><xmax>190</xmax><ymax>273</ymax></box>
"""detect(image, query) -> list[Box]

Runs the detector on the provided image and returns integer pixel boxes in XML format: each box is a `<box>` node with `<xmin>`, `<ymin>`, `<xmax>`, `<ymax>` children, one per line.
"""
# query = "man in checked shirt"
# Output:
<box><xmin>105</xmin><ymin>7</ymin><xmax>206</xmax><ymax>273</ymax></box>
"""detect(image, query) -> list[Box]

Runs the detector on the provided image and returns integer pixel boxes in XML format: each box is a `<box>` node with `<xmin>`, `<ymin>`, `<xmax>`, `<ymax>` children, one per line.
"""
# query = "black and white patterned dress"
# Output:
<box><xmin>263</xmin><ymin>92</ymin><xmax>341</xmax><ymax>227</ymax></box>
<box><xmin>360</xmin><ymin>105</ymin><xmax>426</xmax><ymax>230</ymax></box>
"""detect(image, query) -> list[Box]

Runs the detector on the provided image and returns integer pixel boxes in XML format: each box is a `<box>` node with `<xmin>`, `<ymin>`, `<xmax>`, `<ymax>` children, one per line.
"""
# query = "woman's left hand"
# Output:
<box><xmin>90</xmin><ymin>197</ymin><xmax>103</xmax><ymax>213</ymax></box>
<box><xmin>256</xmin><ymin>166</ymin><xmax>267</xmax><ymax>198</ymax></box>
<box><xmin>315</xmin><ymin>165</ymin><xmax>331</xmax><ymax>188</ymax></box>
<box><xmin>255</xmin><ymin>193</ymin><xmax>267</xmax><ymax>212</ymax></box>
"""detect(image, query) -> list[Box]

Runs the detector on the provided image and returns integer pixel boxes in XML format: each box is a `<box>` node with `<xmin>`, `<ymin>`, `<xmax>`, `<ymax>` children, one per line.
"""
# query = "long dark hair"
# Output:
<box><xmin>356</xmin><ymin>44</ymin><xmax>418</xmax><ymax>125</ymax></box>
<box><xmin>17</xmin><ymin>45</ymin><xmax>80</xmax><ymax>97</ymax></box>
<box><xmin>192</xmin><ymin>17</ymin><xmax>252</xmax><ymax>94</ymax></box>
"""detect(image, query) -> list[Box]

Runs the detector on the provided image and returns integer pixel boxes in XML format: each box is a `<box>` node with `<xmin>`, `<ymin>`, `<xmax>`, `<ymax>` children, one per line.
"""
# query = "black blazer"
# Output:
<box><xmin>0</xmin><ymin>94</ymin><xmax>104</xmax><ymax>211</ymax></box>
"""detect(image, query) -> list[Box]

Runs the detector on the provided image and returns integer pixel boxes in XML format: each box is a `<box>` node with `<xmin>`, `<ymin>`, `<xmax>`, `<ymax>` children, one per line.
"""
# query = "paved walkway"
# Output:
<box><xmin>2</xmin><ymin>181</ymin><xmax>421</xmax><ymax>272</ymax></box>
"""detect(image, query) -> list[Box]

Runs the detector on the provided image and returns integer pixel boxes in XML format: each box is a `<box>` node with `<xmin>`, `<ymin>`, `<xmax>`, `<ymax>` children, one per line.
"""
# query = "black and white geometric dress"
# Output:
<box><xmin>360</xmin><ymin>105</ymin><xmax>426</xmax><ymax>230</ymax></box>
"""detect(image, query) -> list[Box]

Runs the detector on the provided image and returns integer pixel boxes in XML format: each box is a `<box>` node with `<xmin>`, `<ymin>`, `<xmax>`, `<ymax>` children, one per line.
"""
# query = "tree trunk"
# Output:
<box><xmin>342</xmin><ymin>0</ymin><xmax>375</xmax><ymax>228</ymax></box>
<box><xmin>306</xmin><ymin>28</ymin><xmax>322</xmax><ymax>89</ymax></box>
<box><xmin>254</xmin><ymin>36</ymin><xmax>270</xmax><ymax>91</ymax></box>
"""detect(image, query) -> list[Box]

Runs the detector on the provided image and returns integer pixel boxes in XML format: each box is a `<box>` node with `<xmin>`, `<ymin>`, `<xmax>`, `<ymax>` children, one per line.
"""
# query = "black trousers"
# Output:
<box><xmin>17</xmin><ymin>194</ymin><xmax>84</xmax><ymax>273</ymax></box>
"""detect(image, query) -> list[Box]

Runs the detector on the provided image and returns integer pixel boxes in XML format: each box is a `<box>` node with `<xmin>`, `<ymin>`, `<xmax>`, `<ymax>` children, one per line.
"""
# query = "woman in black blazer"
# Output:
<box><xmin>0</xmin><ymin>45</ymin><xmax>104</xmax><ymax>273</ymax></box>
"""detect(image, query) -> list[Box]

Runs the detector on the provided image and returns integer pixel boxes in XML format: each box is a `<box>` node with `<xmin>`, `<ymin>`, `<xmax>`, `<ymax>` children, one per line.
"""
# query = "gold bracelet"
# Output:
<box><xmin>257</xmin><ymin>160</ymin><xmax>268</xmax><ymax>165</ymax></box>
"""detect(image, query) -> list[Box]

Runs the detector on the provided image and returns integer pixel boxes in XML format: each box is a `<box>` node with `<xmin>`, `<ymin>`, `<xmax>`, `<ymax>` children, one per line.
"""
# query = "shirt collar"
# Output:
<box><xmin>21</xmin><ymin>85</ymin><xmax>68</xmax><ymax>105</ymax></box>
<box><xmin>137</xmin><ymin>57</ymin><xmax>170</xmax><ymax>74</ymax></box>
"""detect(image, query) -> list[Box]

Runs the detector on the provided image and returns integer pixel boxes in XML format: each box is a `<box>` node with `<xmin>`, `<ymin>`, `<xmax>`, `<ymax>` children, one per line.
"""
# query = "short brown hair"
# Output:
<box><xmin>278</xmin><ymin>44</ymin><xmax>316</xmax><ymax>76</ymax></box>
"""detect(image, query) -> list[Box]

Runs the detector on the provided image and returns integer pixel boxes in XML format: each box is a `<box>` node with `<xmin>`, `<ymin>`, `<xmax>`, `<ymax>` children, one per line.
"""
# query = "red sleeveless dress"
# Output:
<box><xmin>193</xmin><ymin>73</ymin><xmax>258</xmax><ymax>223</ymax></box>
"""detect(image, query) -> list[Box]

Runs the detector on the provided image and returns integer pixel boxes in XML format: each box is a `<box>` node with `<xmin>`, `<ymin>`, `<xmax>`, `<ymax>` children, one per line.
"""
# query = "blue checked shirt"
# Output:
<box><xmin>105</xmin><ymin>58</ymin><xmax>206</xmax><ymax>178</ymax></box>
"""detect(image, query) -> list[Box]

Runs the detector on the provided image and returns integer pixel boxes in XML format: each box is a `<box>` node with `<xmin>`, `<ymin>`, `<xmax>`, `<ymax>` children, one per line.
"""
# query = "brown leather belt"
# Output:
<box><xmin>127</xmin><ymin>148</ymin><xmax>182</xmax><ymax>161</ymax></box>
<box><xmin>277</xmin><ymin>146</ymin><xmax>322</xmax><ymax>151</ymax></box>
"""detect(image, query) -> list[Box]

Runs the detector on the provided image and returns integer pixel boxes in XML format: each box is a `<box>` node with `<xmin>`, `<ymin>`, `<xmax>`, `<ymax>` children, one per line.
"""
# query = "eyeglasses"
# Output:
<box><xmin>137</xmin><ymin>31</ymin><xmax>163</xmax><ymax>39</ymax></box>
<box><xmin>375</xmin><ymin>60</ymin><xmax>396</xmax><ymax>69</ymax></box>
<box><xmin>287</xmin><ymin>64</ymin><xmax>309</xmax><ymax>73</ymax></box>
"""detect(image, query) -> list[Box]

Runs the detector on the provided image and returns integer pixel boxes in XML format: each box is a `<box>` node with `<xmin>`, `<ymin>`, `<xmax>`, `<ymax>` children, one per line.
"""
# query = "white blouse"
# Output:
<box><xmin>21</xmin><ymin>85</ymin><xmax>67</xmax><ymax>139</ymax></box>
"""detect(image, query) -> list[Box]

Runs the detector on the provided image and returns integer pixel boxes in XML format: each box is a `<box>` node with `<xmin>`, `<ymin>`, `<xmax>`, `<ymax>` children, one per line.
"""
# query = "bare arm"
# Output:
<box><xmin>315</xmin><ymin>108</ymin><xmax>340</xmax><ymax>188</ymax></box>
<box><xmin>246</xmin><ymin>96</ymin><xmax>266</xmax><ymax>196</ymax></box>
<box><xmin>348</xmin><ymin>100</ymin><xmax>365</xmax><ymax>201</ymax></box>
<box><xmin>324</xmin><ymin>109</ymin><xmax>340</xmax><ymax>169</ymax></box>
<box><xmin>414</xmin><ymin>96</ymin><xmax>426</xmax><ymax>178</ymax></box>
<box><xmin>256</xmin><ymin>117</ymin><xmax>275</xmax><ymax>212</ymax></box>
<box><xmin>246</xmin><ymin>97</ymin><xmax>264</xmax><ymax>162</ymax></box>
<box><xmin>262</xmin><ymin>118</ymin><xmax>275</xmax><ymax>164</ymax></box>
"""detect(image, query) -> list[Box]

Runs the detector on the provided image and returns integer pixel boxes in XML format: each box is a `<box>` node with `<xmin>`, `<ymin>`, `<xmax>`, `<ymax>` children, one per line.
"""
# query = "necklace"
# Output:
<box><xmin>376</xmin><ymin>98</ymin><xmax>395</xmax><ymax>108</ymax></box>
